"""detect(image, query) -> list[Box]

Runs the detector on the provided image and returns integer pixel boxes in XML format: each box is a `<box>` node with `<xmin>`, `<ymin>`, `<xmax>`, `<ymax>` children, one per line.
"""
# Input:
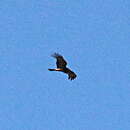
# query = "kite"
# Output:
<box><xmin>48</xmin><ymin>53</ymin><xmax>77</xmax><ymax>80</ymax></box>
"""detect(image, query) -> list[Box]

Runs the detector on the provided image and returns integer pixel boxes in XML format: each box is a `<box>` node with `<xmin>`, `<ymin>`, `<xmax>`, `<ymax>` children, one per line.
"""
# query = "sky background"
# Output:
<box><xmin>0</xmin><ymin>0</ymin><xmax>130</xmax><ymax>130</ymax></box>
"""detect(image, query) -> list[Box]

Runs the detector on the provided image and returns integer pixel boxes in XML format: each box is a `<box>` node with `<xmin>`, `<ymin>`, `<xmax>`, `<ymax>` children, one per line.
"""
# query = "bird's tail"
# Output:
<box><xmin>48</xmin><ymin>69</ymin><xmax>56</xmax><ymax>71</ymax></box>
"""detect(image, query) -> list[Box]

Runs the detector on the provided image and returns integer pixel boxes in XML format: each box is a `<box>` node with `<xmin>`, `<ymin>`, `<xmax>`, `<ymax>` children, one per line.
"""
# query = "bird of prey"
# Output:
<box><xmin>48</xmin><ymin>53</ymin><xmax>77</xmax><ymax>80</ymax></box>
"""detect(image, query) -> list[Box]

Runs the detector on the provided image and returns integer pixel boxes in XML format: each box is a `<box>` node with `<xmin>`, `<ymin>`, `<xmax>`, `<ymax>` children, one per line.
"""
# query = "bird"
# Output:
<box><xmin>48</xmin><ymin>53</ymin><xmax>77</xmax><ymax>80</ymax></box>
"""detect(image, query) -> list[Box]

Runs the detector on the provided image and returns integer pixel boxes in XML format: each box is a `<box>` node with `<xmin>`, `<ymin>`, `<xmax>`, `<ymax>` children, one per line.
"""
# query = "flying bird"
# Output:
<box><xmin>48</xmin><ymin>53</ymin><xmax>77</xmax><ymax>80</ymax></box>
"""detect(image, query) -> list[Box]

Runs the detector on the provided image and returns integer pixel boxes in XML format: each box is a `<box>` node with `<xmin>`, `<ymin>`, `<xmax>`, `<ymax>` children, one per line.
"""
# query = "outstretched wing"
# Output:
<box><xmin>52</xmin><ymin>53</ymin><xmax>67</xmax><ymax>68</ymax></box>
<box><xmin>65</xmin><ymin>68</ymin><xmax>77</xmax><ymax>80</ymax></box>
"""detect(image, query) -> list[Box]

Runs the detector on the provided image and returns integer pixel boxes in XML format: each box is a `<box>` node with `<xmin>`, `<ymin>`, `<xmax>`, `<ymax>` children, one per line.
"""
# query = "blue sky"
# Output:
<box><xmin>0</xmin><ymin>0</ymin><xmax>129</xmax><ymax>130</ymax></box>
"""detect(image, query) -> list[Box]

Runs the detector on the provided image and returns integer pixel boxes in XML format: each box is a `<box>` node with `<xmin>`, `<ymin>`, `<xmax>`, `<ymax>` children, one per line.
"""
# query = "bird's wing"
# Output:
<box><xmin>66</xmin><ymin>68</ymin><xmax>77</xmax><ymax>80</ymax></box>
<box><xmin>52</xmin><ymin>53</ymin><xmax>67</xmax><ymax>68</ymax></box>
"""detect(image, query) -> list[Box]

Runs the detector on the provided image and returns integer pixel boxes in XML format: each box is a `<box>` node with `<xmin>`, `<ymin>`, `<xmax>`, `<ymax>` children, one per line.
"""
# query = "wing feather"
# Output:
<box><xmin>52</xmin><ymin>53</ymin><xmax>67</xmax><ymax>68</ymax></box>
<box><xmin>65</xmin><ymin>68</ymin><xmax>77</xmax><ymax>80</ymax></box>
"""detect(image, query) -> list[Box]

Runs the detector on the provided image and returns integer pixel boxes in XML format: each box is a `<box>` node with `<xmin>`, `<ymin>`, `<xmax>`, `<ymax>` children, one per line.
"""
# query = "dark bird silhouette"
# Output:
<box><xmin>48</xmin><ymin>53</ymin><xmax>77</xmax><ymax>80</ymax></box>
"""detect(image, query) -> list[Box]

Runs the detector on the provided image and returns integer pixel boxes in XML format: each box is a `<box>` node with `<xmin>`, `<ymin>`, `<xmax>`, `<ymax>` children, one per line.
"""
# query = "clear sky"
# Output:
<box><xmin>0</xmin><ymin>0</ymin><xmax>129</xmax><ymax>130</ymax></box>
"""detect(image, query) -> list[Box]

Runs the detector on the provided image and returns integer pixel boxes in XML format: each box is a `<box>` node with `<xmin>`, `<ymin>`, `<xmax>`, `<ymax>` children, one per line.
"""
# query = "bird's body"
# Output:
<box><xmin>48</xmin><ymin>53</ymin><xmax>77</xmax><ymax>80</ymax></box>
